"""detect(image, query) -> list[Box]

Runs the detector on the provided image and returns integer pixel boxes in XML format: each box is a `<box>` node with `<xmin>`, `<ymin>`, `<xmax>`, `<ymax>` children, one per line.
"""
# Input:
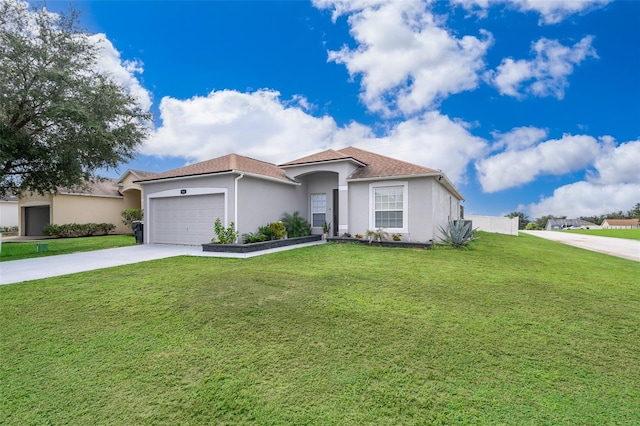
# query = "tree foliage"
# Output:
<box><xmin>505</xmin><ymin>211</ymin><xmax>529</xmax><ymax>230</ymax></box>
<box><xmin>0</xmin><ymin>0</ymin><xmax>150</xmax><ymax>197</ymax></box>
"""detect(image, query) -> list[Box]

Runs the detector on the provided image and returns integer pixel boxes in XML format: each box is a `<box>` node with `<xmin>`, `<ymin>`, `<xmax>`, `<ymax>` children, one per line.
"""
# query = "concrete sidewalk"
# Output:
<box><xmin>521</xmin><ymin>231</ymin><xmax>640</xmax><ymax>262</ymax></box>
<box><xmin>0</xmin><ymin>241</ymin><xmax>324</xmax><ymax>286</ymax></box>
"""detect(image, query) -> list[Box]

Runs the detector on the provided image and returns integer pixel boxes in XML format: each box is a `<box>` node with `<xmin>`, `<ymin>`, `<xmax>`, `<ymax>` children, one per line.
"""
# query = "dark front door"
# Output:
<box><xmin>333</xmin><ymin>188</ymin><xmax>339</xmax><ymax>236</ymax></box>
<box><xmin>25</xmin><ymin>206</ymin><xmax>50</xmax><ymax>236</ymax></box>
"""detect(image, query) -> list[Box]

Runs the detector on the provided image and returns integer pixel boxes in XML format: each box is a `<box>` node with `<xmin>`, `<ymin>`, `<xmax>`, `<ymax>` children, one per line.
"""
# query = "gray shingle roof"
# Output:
<box><xmin>136</xmin><ymin>153</ymin><xmax>295</xmax><ymax>184</ymax></box>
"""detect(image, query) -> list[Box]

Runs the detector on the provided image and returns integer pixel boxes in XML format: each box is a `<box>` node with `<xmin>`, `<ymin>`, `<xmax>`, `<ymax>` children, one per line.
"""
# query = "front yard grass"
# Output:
<box><xmin>565</xmin><ymin>228</ymin><xmax>640</xmax><ymax>240</ymax></box>
<box><xmin>0</xmin><ymin>235</ymin><xmax>135</xmax><ymax>261</ymax></box>
<box><xmin>1</xmin><ymin>233</ymin><xmax>639</xmax><ymax>424</ymax></box>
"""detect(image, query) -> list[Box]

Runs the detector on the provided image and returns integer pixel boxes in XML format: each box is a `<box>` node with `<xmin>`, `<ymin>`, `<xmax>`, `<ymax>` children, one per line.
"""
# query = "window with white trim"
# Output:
<box><xmin>370</xmin><ymin>182</ymin><xmax>408</xmax><ymax>232</ymax></box>
<box><xmin>311</xmin><ymin>193</ymin><xmax>326</xmax><ymax>227</ymax></box>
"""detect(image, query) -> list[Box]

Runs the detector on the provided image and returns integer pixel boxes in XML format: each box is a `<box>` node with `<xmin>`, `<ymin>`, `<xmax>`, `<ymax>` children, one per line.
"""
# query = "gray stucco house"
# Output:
<box><xmin>136</xmin><ymin>147</ymin><xmax>464</xmax><ymax>245</ymax></box>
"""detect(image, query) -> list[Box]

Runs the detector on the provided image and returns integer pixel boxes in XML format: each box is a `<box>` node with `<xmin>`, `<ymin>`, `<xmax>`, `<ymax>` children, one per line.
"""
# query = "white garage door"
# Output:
<box><xmin>150</xmin><ymin>194</ymin><xmax>225</xmax><ymax>245</ymax></box>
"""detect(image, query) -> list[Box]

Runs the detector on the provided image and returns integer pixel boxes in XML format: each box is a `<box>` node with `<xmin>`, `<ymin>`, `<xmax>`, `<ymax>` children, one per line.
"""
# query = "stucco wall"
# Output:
<box><xmin>237</xmin><ymin>176</ymin><xmax>304</xmax><ymax>236</ymax></box>
<box><xmin>348</xmin><ymin>177</ymin><xmax>460</xmax><ymax>242</ymax></box>
<box><xmin>0</xmin><ymin>201</ymin><xmax>19</xmax><ymax>227</ymax></box>
<box><xmin>301</xmin><ymin>172</ymin><xmax>338</xmax><ymax>235</ymax></box>
<box><xmin>52</xmin><ymin>194</ymin><xmax>129</xmax><ymax>234</ymax></box>
<box><xmin>346</xmin><ymin>180</ymin><xmax>369</xmax><ymax>237</ymax></box>
<box><xmin>431</xmin><ymin>179</ymin><xmax>461</xmax><ymax>241</ymax></box>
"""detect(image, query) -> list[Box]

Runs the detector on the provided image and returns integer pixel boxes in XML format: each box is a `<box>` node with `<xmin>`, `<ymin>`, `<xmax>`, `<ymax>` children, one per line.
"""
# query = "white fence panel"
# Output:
<box><xmin>466</xmin><ymin>215</ymin><xmax>519</xmax><ymax>236</ymax></box>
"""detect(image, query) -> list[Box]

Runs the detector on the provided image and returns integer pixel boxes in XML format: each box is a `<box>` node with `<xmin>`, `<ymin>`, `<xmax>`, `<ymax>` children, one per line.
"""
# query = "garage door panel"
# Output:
<box><xmin>150</xmin><ymin>194</ymin><xmax>225</xmax><ymax>245</ymax></box>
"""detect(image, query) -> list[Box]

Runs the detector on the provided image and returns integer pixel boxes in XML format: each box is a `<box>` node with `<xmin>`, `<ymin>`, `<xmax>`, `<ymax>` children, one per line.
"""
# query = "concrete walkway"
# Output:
<box><xmin>521</xmin><ymin>230</ymin><xmax>640</xmax><ymax>262</ymax></box>
<box><xmin>0</xmin><ymin>241</ymin><xmax>325</xmax><ymax>286</ymax></box>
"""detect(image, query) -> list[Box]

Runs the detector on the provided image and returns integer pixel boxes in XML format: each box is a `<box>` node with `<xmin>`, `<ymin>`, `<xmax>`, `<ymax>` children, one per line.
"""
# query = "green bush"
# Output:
<box><xmin>43</xmin><ymin>223</ymin><xmax>115</xmax><ymax>238</ymax></box>
<box><xmin>525</xmin><ymin>222</ymin><xmax>541</xmax><ymax>230</ymax></box>
<box><xmin>212</xmin><ymin>218</ymin><xmax>238</xmax><ymax>244</ymax></box>
<box><xmin>258</xmin><ymin>222</ymin><xmax>287</xmax><ymax>241</ymax></box>
<box><xmin>242</xmin><ymin>232</ymin><xmax>267</xmax><ymax>244</ymax></box>
<box><xmin>437</xmin><ymin>219</ymin><xmax>477</xmax><ymax>248</ymax></box>
<box><xmin>121</xmin><ymin>208</ymin><xmax>143</xmax><ymax>228</ymax></box>
<box><xmin>281</xmin><ymin>211</ymin><xmax>311</xmax><ymax>238</ymax></box>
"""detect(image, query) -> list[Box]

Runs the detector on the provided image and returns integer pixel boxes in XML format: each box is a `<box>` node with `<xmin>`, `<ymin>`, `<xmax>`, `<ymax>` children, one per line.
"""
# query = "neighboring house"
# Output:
<box><xmin>17</xmin><ymin>170</ymin><xmax>150</xmax><ymax>236</ymax></box>
<box><xmin>545</xmin><ymin>219</ymin><xmax>598</xmax><ymax>231</ymax></box>
<box><xmin>0</xmin><ymin>194</ymin><xmax>19</xmax><ymax>228</ymax></box>
<box><xmin>136</xmin><ymin>147</ymin><xmax>464</xmax><ymax>245</ymax></box>
<box><xmin>601</xmin><ymin>218</ymin><xmax>639</xmax><ymax>229</ymax></box>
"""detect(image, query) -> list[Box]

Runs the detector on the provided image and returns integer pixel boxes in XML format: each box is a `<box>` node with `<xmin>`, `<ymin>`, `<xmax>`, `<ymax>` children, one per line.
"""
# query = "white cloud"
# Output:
<box><xmin>476</xmin><ymin>134</ymin><xmax>606</xmax><ymax>192</ymax></box>
<box><xmin>370</xmin><ymin>112</ymin><xmax>488</xmax><ymax>184</ymax></box>
<box><xmin>452</xmin><ymin>0</ymin><xmax>611</xmax><ymax>25</ymax></box>
<box><xmin>143</xmin><ymin>89</ymin><xmax>370</xmax><ymax>164</ymax></box>
<box><xmin>313</xmin><ymin>0</ymin><xmax>492</xmax><ymax>116</ymax></box>
<box><xmin>491</xmin><ymin>126</ymin><xmax>548</xmax><ymax>151</ymax></box>
<box><xmin>489</xmin><ymin>36</ymin><xmax>597</xmax><ymax>99</ymax></box>
<box><xmin>89</xmin><ymin>34</ymin><xmax>152</xmax><ymax>112</ymax></box>
<box><xmin>143</xmin><ymin>89</ymin><xmax>486</xmax><ymax>185</ymax></box>
<box><xmin>525</xmin><ymin>182</ymin><xmax>640</xmax><ymax>218</ymax></box>
<box><xmin>521</xmin><ymin>139</ymin><xmax>640</xmax><ymax>217</ymax></box>
<box><xmin>588</xmin><ymin>140</ymin><xmax>640</xmax><ymax>185</ymax></box>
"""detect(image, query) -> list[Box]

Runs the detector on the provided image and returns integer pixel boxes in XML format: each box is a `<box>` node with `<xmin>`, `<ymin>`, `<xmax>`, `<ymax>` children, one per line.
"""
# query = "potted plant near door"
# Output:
<box><xmin>322</xmin><ymin>221</ymin><xmax>331</xmax><ymax>240</ymax></box>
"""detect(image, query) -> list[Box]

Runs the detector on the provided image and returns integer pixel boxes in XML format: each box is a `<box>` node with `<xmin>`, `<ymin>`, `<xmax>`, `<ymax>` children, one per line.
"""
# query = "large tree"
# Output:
<box><xmin>0</xmin><ymin>0</ymin><xmax>150</xmax><ymax>196</ymax></box>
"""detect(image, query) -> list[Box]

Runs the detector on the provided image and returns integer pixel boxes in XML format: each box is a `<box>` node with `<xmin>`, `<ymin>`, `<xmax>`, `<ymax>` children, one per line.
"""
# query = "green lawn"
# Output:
<box><xmin>1</xmin><ymin>233</ymin><xmax>639</xmax><ymax>424</ymax></box>
<box><xmin>565</xmin><ymin>228</ymin><xmax>640</xmax><ymax>240</ymax></box>
<box><xmin>0</xmin><ymin>235</ymin><xmax>135</xmax><ymax>261</ymax></box>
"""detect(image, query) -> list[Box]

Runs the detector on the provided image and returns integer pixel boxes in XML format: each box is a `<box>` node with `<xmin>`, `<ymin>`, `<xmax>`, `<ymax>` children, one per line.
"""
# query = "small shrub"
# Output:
<box><xmin>121</xmin><ymin>208</ymin><xmax>143</xmax><ymax>228</ymax></box>
<box><xmin>281</xmin><ymin>212</ymin><xmax>311</xmax><ymax>238</ymax></box>
<box><xmin>438</xmin><ymin>219</ymin><xmax>477</xmax><ymax>248</ymax></box>
<box><xmin>242</xmin><ymin>232</ymin><xmax>267</xmax><ymax>244</ymax></box>
<box><xmin>43</xmin><ymin>223</ymin><xmax>115</xmax><ymax>238</ymax></box>
<box><xmin>341</xmin><ymin>232</ymin><xmax>352</xmax><ymax>238</ymax></box>
<box><xmin>259</xmin><ymin>222</ymin><xmax>286</xmax><ymax>240</ymax></box>
<box><xmin>366</xmin><ymin>228</ymin><xmax>388</xmax><ymax>243</ymax></box>
<box><xmin>354</xmin><ymin>233</ymin><xmax>364</xmax><ymax>239</ymax></box>
<box><xmin>213</xmin><ymin>218</ymin><xmax>238</xmax><ymax>244</ymax></box>
<box><xmin>322</xmin><ymin>221</ymin><xmax>331</xmax><ymax>234</ymax></box>
<box><xmin>525</xmin><ymin>222</ymin><xmax>541</xmax><ymax>230</ymax></box>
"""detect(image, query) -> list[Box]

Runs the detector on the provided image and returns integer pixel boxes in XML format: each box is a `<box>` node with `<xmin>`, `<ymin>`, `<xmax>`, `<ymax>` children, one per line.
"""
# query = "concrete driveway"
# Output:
<box><xmin>0</xmin><ymin>241</ymin><xmax>324</xmax><ymax>286</ymax></box>
<box><xmin>521</xmin><ymin>230</ymin><xmax>640</xmax><ymax>262</ymax></box>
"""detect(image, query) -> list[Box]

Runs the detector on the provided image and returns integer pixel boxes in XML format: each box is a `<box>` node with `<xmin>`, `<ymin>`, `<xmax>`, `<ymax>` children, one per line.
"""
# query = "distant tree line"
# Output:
<box><xmin>504</xmin><ymin>202</ymin><xmax>640</xmax><ymax>230</ymax></box>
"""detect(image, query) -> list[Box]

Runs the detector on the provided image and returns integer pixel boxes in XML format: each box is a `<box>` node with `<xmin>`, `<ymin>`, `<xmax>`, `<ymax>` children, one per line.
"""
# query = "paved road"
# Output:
<box><xmin>0</xmin><ymin>241</ymin><xmax>324</xmax><ymax>286</ymax></box>
<box><xmin>521</xmin><ymin>231</ymin><xmax>640</xmax><ymax>262</ymax></box>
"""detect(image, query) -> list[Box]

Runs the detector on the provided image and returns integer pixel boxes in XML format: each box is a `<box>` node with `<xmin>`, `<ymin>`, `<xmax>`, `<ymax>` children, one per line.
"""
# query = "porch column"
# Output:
<box><xmin>338</xmin><ymin>185</ymin><xmax>349</xmax><ymax>235</ymax></box>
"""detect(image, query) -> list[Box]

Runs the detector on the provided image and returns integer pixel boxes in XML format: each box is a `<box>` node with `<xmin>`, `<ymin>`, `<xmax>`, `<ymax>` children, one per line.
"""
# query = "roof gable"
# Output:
<box><xmin>279</xmin><ymin>149</ymin><xmax>364</xmax><ymax>167</ymax></box>
<box><xmin>281</xmin><ymin>146</ymin><xmax>440</xmax><ymax>179</ymax></box>
<box><xmin>603</xmin><ymin>218</ymin><xmax>639</xmax><ymax>226</ymax></box>
<box><xmin>137</xmin><ymin>153</ymin><xmax>295</xmax><ymax>184</ymax></box>
<box><xmin>338</xmin><ymin>147</ymin><xmax>439</xmax><ymax>179</ymax></box>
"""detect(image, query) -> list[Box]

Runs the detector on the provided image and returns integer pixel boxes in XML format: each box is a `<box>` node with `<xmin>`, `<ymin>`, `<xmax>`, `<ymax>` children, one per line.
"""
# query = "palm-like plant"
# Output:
<box><xmin>281</xmin><ymin>211</ymin><xmax>311</xmax><ymax>238</ymax></box>
<box><xmin>438</xmin><ymin>219</ymin><xmax>477</xmax><ymax>248</ymax></box>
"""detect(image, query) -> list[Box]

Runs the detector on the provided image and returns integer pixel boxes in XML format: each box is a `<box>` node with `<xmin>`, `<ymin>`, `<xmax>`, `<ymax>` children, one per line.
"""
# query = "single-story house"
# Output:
<box><xmin>136</xmin><ymin>147</ymin><xmax>464</xmax><ymax>245</ymax></box>
<box><xmin>1</xmin><ymin>194</ymin><xmax>19</xmax><ymax>228</ymax></box>
<box><xmin>601</xmin><ymin>218</ymin><xmax>639</xmax><ymax>229</ymax></box>
<box><xmin>545</xmin><ymin>218</ymin><xmax>598</xmax><ymax>231</ymax></box>
<box><xmin>18</xmin><ymin>169</ymin><xmax>150</xmax><ymax>236</ymax></box>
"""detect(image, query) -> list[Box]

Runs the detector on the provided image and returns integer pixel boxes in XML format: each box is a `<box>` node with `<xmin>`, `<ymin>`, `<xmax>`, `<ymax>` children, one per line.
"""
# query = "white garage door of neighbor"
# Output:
<box><xmin>151</xmin><ymin>194</ymin><xmax>225</xmax><ymax>245</ymax></box>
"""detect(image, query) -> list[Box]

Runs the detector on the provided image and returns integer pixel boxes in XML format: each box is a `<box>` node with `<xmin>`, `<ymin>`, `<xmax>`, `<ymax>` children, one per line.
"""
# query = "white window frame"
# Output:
<box><xmin>369</xmin><ymin>181</ymin><xmax>408</xmax><ymax>233</ymax></box>
<box><xmin>310</xmin><ymin>193</ymin><xmax>326</xmax><ymax>228</ymax></box>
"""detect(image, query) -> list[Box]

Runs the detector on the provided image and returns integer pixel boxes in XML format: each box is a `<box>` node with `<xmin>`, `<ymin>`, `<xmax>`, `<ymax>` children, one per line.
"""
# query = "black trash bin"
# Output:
<box><xmin>132</xmin><ymin>221</ymin><xmax>144</xmax><ymax>244</ymax></box>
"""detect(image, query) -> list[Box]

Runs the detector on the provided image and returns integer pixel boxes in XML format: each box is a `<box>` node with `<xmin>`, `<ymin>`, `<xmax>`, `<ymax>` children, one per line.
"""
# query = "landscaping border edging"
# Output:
<box><xmin>202</xmin><ymin>234</ymin><xmax>322</xmax><ymax>253</ymax></box>
<box><xmin>326</xmin><ymin>237</ymin><xmax>432</xmax><ymax>249</ymax></box>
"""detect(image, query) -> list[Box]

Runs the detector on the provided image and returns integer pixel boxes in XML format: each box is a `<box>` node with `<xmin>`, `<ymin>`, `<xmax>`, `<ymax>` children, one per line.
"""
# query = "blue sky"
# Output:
<box><xmin>42</xmin><ymin>0</ymin><xmax>639</xmax><ymax>218</ymax></box>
